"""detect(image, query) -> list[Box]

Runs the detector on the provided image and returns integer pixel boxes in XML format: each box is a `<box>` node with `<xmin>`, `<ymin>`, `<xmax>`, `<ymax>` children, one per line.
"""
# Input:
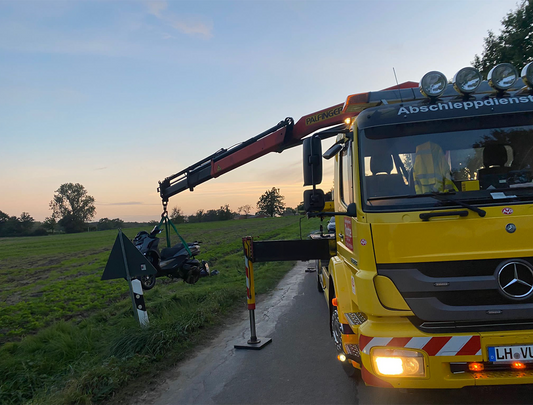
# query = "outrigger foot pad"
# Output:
<box><xmin>234</xmin><ymin>337</ymin><xmax>272</xmax><ymax>350</ymax></box>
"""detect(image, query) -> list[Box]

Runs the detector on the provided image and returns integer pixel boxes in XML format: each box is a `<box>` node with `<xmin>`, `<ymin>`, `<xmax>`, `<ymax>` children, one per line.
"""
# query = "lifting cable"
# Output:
<box><xmin>159</xmin><ymin>200</ymin><xmax>192</xmax><ymax>256</ymax></box>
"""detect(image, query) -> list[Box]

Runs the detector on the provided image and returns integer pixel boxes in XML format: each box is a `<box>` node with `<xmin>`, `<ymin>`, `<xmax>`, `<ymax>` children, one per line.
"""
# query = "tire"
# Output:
<box><xmin>140</xmin><ymin>274</ymin><xmax>156</xmax><ymax>290</ymax></box>
<box><xmin>331</xmin><ymin>307</ymin><xmax>344</xmax><ymax>353</ymax></box>
<box><xmin>140</xmin><ymin>252</ymin><xmax>160</xmax><ymax>290</ymax></box>
<box><xmin>331</xmin><ymin>304</ymin><xmax>359</xmax><ymax>378</ymax></box>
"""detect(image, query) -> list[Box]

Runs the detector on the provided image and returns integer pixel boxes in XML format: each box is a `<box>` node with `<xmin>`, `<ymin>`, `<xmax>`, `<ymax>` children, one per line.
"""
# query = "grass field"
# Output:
<box><xmin>0</xmin><ymin>216</ymin><xmax>323</xmax><ymax>404</ymax></box>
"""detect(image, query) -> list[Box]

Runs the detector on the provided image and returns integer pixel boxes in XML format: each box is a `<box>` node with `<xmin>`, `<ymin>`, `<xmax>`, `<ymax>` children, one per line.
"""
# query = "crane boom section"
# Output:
<box><xmin>159</xmin><ymin>102</ymin><xmax>353</xmax><ymax>201</ymax></box>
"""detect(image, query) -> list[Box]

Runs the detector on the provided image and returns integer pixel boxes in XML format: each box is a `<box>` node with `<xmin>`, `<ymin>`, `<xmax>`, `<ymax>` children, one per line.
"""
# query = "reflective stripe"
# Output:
<box><xmin>361</xmin><ymin>337</ymin><xmax>392</xmax><ymax>354</ymax></box>
<box><xmin>360</xmin><ymin>335</ymin><xmax>481</xmax><ymax>357</ymax></box>
<box><xmin>404</xmin><ymin>337</ymin><xmax>432</xmax><ymax>349</ymax></box>
<box><xmin>436</xmin><ymin>335</ymin><xmax>473</xmax><ymax>356</ymax></box>
<box><xmin>413</xmin><ymin>173</ymin><xmax>437</xmax><ymax>179</ymax></box>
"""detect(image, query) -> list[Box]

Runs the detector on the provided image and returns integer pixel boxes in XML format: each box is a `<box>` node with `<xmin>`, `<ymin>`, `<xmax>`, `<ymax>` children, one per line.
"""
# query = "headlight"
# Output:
<box><xmin>453</xmin><ymin>67</ymin><xmax>482</xmax><ymax>94</ymax></box>
<box><xmin>420</xmin><ymin>71</ymin><xmax>447</xmax><ymax>98</ymax></box>
<box><xmin>521</xmin><ymin>62</ymin><xmax>533</xmax><ymax>89</ymax></box>
<box><xmin>372</xmin><ymin>348</ymin><xmax>426</xmax><ymax>377</ymax></box>
<box><xmin>488</xmin><ymin>63</ymin><xmax>518</xmax><ymax>91</ymax></box>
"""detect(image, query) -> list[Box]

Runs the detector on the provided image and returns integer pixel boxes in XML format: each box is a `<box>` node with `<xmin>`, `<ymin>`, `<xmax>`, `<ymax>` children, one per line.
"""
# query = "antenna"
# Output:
<box><xmin>393</xmin><ymin>67</ymin><xmax>404</xmax><ymax>103</ymax></box>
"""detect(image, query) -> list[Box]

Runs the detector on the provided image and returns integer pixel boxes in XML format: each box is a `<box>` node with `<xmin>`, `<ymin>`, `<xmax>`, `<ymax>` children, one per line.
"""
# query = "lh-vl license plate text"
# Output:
<box><xmin>488</xmin><ymin>345</ymin><xmax>533</xmax><ymax>362</ymax></box>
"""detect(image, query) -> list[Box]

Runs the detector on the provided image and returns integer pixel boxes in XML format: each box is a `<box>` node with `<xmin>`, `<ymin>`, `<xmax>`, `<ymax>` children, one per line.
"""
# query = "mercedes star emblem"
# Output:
<box><xmin>496</xmin><ymin>259</ymin><xmax>533</xmax><ymax>300</ymax></box>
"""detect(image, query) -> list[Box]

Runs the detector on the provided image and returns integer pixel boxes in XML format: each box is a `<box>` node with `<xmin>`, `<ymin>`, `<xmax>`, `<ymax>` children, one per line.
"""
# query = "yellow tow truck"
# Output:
<box><xmin>159</xmin><ymin>62</ymin><xmax>533</xmax><ymax>389</ymax></box>
<box><xmin>311</xmin><ymin>62</ymin><xmax>533</xmax><ymax>388</ymax></box>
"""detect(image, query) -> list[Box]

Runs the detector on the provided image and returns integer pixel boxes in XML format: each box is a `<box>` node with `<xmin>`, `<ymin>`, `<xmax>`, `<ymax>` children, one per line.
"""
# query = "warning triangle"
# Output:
<box><xmin>101</xmin><ymin>231</ymin><xmax>158</xmax><ymax>281</ymax></box>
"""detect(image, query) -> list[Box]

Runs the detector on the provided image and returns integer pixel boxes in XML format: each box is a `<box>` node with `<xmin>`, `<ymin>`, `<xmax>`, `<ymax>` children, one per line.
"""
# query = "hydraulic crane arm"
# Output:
<box><xmin>157</xmin><ymin>81</ymin><xmax>420</xmax><ymax>202</ymax></box>
<box><xmin>158</xmin><ymin>102</ymin><xmax>353</xmax><ymax>202</ymax></box>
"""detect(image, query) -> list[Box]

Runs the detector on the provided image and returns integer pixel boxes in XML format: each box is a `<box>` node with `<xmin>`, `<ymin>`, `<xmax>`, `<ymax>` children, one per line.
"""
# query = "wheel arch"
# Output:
<box><xmin>327</xmin><ymin>257</ymin><xmax>352</xmax><ymax>335</ymax></box>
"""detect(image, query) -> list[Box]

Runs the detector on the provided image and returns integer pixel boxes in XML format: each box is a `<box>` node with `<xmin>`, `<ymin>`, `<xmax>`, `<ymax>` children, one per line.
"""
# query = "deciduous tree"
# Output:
<box><xmin>283</xmin><ymin>207</ymin><xmax>297</xmax><ymax>216</ymax></box>
<box><xmin>170</xmin><ymin>207</ymin><xmax>186</xmax><ymax>224</ymax></box>
<box><xmin>238</xmin><ymin>204</ymin><xmax>253</xmax><ymax>218</ymax></box>
<box><xmin>49</xmin><ymin>183</ymin><xmax>96</xmax><ymax>233</ymax></box>
<box><xmin>42</xmin><ymin>216</ymin><xmax>57</xmax><ymax>234</ymax></box>
<box><xmin>19</xmin><ymin>212</ymin><xmax>34</xmax><ymax>235</ymax></box>
<box><xmin>473</xmin><ymin>0</ymin><xmax>533</xmax><ymax>77</ymax></box>
<box><xmin>97</xmin><ymin>218</ymin><xmax>124</xmax><ymax>231</ymax></box>
<box><xmin>217</xmin><ymin>204</ymin><xmax>234</xmax><ymax>221</ymax></box>
<box><xmin>0</xmin><ymin>210</ymin><xmax>9</xmax><ymax>235</ymax></box>
<box><xmin>0</xmin><ymin>211</ymin><xmax>35</xmax><ymax>236</ymax></box>
<box><xmin>257</xmin><ymin>187</ymin><xmax>285</xmax><ymax>217</ymax></box>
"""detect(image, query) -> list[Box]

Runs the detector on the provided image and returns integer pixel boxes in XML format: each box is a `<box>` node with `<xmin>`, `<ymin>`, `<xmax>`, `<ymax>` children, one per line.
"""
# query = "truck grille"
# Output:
<box><xmin>377</xmin><ymin>258</ymin><xmax>533</xmax><ymax>333</ymax></box>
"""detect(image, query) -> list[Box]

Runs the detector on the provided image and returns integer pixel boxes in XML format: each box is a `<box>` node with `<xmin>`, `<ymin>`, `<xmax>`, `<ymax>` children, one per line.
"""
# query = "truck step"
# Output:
<box><xmin>345</xmin><ymin>312</ymin><xmax>368</xmax><ymax>329</ymax></box>
<box><xmin>345</xmin><ymin>343</ymin><xmax>361</xmax><ymax>358</ymax></box>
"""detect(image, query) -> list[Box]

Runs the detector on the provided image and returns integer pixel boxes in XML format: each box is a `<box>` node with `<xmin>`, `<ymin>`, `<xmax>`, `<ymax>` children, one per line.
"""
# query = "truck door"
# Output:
<box><xmin>337</xmin><ymin>141</ymin><xmax>358</xmax><ymax>264</ymax></box>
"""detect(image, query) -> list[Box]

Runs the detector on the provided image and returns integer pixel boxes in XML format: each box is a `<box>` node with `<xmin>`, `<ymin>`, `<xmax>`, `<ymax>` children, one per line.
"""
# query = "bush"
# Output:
<box><xmin>31</xmin><ymin>228</ymin><xmax>49</xmax><ymax>237</ymax></box>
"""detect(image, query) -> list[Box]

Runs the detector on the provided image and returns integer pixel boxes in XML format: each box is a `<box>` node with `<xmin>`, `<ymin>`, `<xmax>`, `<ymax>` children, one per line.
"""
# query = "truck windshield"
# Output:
<box><xmin>359</xmin><ymin>112</ymin><xmax>533</xmax><ymax>211</ymax></box>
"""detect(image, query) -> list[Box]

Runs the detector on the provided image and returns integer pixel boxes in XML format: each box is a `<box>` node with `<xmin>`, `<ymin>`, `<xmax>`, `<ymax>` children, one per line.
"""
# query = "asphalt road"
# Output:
<box><xmin>146</xmin><ymin>262</ymin><xmax>533</xmax><ymax>405</ymax></box>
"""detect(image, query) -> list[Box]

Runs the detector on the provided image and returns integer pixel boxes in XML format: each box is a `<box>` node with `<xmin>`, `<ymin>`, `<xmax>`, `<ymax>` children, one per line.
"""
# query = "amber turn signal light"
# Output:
<box><xmin>511</xmin><ymin>361</ymin><xmax>526</xmax><ymax>370</ymax></box>
<box><xmin>468</xmin><ymin>362</ymin><xmax>484</xmax><ymax>372</ymax></box>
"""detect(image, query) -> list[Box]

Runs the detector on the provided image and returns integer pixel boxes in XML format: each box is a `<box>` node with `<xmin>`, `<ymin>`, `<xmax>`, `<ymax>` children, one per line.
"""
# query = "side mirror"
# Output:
<box><xmin>303</xmin><ymin>135</ymin><xmax>323</xmax><ymax>186</ymax></box>
<box><xmin>323</xmin><ymin>143</ymin><xmax>343</xmax><ymax>160</ymax></box>
<box><xmin>303</xmin><ymin>189</ymin><xmax>325</xmax><ymax>212</ymax></box>
<box><xmin>346</xmin><ymin>203</ymin><xmax>357</xmax><ymax>217</ymax></box>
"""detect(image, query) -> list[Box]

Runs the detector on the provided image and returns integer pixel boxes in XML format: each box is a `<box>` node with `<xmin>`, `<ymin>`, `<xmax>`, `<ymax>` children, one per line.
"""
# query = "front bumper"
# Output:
<box><xmin>356</xmin><ymin>321</ymin><xmax>533</xmax><ymax>389</ymax></box>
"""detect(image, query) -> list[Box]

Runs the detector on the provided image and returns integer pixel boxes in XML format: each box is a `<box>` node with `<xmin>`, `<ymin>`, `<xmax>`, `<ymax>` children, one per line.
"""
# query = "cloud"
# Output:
<box><xmin>168</xmin><ymin>17</ymin><xmax>213</xmax><ymax>38</ymax></box>
<box><xmin>143</xmin><ymin>0</ymin><xmax>213</xmax><ymax>39</ymax></box>
<box><xmin>145</xmin><ymin>0</ymin><xmax>167</xmax><ymax>18</ymax></box>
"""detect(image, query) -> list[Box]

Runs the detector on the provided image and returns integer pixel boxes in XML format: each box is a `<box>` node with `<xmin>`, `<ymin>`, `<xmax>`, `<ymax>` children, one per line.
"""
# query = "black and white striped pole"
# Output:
<box><xmin>102</xmin><ymin>229</ymin><xmax>157</xmax><ymax>328</ymax></box>
<box><xmin>131</xmin><ymin>278</ymin><xmax>149</xmax><ymax>327</ymax></box>
<box><xmin>118</xmin><ymin>229</ymin><xmax>150</xmax><ymax>327</ymax></box>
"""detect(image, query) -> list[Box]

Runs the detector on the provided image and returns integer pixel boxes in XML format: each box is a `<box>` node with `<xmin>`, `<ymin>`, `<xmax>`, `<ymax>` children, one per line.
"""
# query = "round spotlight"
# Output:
<box><xmin>488</xmin><ymin>63</ymin><xmax>518</xmax><ymax>91</ymax></box>
<box><xmin>420</xmin><ymin>71</ymin><xmax>448</xmax><ymax>98</ymax></box>
<box><xmin>453</xmin><ymin>67</ymin><xmax>482</xmax><ymax>94</ymax></box>
<box><xmin>521</xmin><ymin>62</ymin><xmax>533</xmax><ymax>89</ymax></box>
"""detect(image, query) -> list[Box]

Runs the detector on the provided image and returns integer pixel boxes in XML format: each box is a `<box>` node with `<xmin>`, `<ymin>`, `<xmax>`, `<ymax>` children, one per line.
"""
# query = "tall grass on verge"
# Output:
<box><xmin>0</xmin><ymin>216</ymin><xmax>323</xmax><ymax>404</ymax></box>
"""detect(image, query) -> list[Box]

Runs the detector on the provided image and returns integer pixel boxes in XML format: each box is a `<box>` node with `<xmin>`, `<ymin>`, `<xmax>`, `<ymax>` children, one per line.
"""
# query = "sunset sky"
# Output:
<box><xmin>0</xmin><ymin>0</ymin><xmax>521</xmax><ymax>222</ymax></box>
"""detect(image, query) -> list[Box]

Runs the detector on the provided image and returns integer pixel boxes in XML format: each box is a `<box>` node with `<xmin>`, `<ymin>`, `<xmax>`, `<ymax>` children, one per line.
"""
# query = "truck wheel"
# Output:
<box><xmin>332</xmin><ymin>305</ymin><xmax>359</xmax><ymax>378</ymax></box>
<box><xmin>331</xmin><ymin>307</ymin><xmax>343</xmax><ymax>353</ymax></box>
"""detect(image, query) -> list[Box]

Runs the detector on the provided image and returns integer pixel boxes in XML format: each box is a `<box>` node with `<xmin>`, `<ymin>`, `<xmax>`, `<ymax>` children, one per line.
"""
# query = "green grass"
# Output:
<box><xmin>0</xmin><ymin>216</ymin><xmax>323</xmax><ymax>404</ymax></box>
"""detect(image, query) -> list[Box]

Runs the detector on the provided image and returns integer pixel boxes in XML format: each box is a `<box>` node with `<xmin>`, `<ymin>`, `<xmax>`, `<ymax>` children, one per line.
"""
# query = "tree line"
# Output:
<box><xmin>166</xmin><ymin>187</ymin><xmax>298</xmax><ymax>224</ymax></box>
<box><xmin>0</xmin><ymin>210</ymin><xmax>128</xmax><ymax>237</ymax></box>
<box><xmin>1</xmin><ymin>184</ymin><xmax>300</xmax><ymax>237</ymax></box>
<box><xmin>0</xmin><ymin>211</ymin><xmax>47</xmax><ymax>237</ymax></box>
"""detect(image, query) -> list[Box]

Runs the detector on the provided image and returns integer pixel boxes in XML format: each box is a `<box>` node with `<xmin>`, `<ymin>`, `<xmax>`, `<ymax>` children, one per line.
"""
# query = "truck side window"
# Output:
<box><xmin>340</xmin><ymin>142</ymin><xmax>354</xmax><ymax>206</ymax></box>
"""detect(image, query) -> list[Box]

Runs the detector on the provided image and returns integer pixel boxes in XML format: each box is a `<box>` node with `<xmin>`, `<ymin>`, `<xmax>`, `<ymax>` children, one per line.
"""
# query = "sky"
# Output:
<box><xmin>0</xmin><ymin>0</ymin><xmax>522</xmax><ymax>222</ymax></box>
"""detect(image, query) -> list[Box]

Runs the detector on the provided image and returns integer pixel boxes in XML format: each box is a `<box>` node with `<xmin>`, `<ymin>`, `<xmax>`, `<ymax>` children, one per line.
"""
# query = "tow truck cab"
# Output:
<box><xmin>310</xmin><ymin>63</ymin><xmax>533</xmax><ymax>388</ymax></box>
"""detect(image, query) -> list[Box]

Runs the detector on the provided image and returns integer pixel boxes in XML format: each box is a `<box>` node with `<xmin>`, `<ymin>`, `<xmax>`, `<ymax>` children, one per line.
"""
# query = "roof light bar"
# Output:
<box><xmin>420</xmin><ymin>71</ymin><xmax>447</xmax><ymax>98</ymax></box>
<box><xmin>521</xmin><ymin>62</ymin><xmax>533</xmax><ymax>89</ymax></box>
<box><xmin>488</xmin><ymin>63</ymin><xmax>518</xmax><ymax>91</ymax></box>
<box><xmin>453</xmin><ymin>67</ymin><xmax>482</xmax><ymax>95</ymax></box>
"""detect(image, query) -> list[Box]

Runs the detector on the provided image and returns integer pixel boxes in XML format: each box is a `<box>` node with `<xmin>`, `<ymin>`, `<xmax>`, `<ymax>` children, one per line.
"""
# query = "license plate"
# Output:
<box><xmin>488</xmin><ymin>345</ymin><xmax>533</xmax><ymax>362</ymax></box>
